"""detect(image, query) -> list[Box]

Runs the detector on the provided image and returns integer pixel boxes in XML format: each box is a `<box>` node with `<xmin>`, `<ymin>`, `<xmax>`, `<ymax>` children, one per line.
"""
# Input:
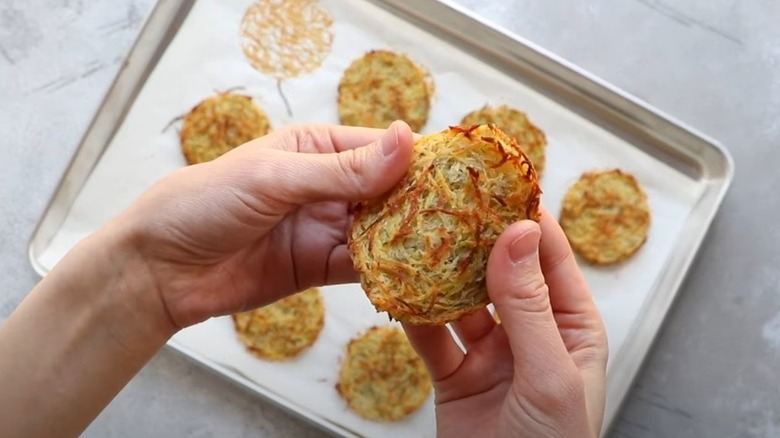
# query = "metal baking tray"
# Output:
<box><xmin>28</xmin><ymin>0</ymin><xmax>733</xmax><ymax>436</ymax></box>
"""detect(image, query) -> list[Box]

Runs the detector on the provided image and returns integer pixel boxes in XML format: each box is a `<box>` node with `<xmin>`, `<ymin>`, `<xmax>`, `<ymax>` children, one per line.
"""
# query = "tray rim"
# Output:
<box><xmin>27</xmin><ymin>0</ymin><xmax>735</xmax><ymax>437</ymax></box>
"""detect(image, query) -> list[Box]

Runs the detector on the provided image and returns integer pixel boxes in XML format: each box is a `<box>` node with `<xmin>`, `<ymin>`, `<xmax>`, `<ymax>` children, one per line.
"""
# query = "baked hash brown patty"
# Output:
<box><xmin>560</xmin><ymin>169</ymin><xmax>651</xmax><ymax>265</ymax></box>
<box><xmin>336</xmin><ymin>326</ymin><xmax>431</xmax><ymax>422</ymax></box>
<box><xmin>460</xmin><ymin>105</ymin><xmax>547</xmax><ymax>177</ymax></box>
<box><xmin>180</xmin><ymin>93</ymin><xmax>270</xmax><ymax>164</ymax></box>
<box><xmin>348</xmin><ymin>124</ymin><xmax>542</xmax><ymax>325</ymax></box>
<box><xmin>232</xmin><ymin>287</ymin><xmax>324</xmax><ymax>361</ymax></box>
<box><xmin>337</xmin><ymin>50</ymin><xmax>432</xmax><ymax>132</ymax></box>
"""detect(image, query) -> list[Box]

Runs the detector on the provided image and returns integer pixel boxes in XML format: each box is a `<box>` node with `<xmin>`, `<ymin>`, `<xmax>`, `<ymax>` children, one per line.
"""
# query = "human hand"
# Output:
<box><xmin>404</xmin><ymin>210</ymin><xmax>608</xmax><ymax>438</ymax></box>
<box><xmin>116</xmin><ymin>121</ymin><xmax>414</xmax><ymax>328</ymax></box>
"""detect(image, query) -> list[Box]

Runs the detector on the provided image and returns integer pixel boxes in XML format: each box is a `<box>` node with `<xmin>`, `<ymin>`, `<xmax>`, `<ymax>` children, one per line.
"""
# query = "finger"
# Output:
<box><xmin>325</xmin><ymin>244</ymin><xmax>359</xmax><ymax>285</ymax></box>
<box><xmin>538</xmin><ymin>208</ymin><xmax>598</xmax><ymax>316</ymax></box>
<box><xmin>538</xmin><ymin>207</ymin><xmax>607</xmax><ymax>366</ymax></box>
<box><xmin>261</xmin><ymin>124</ymin><xmax>395</xmax><ymax>154</ymax></box>
<box><xmin>451</xmin><ymin>308</ymin><xmax>497</xmax><ymax>349</ymax></box>
<box><xmin>486</xmin><ymin>221</ymin><xmax>573</xmax><ymax>375</ymax></box>
<box><xmin>401</xmin><ymin>323</ymin><xmax>464</xmax><ymax>382</ymax></box>
<box><xmin>538</xmin><ymin>208</ymin><xmax>608</xmax><ymax>434</ymax></box>
<box><xmin>239</xmin><ymin>120</ymin><xmax>414</xmax><ymax>206</ymax></box>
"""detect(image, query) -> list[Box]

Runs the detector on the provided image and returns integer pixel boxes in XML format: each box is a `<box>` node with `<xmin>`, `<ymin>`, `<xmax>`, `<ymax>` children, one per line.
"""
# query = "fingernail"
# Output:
<box><xmin>381</xmin><ymin>122</ymin><xmax>399</xmax><ymax>156</ymax></box>
<box><xmin>508</xmin><ymin>228</ymin><xmax>541</xmax><ymax>263</ymax></box>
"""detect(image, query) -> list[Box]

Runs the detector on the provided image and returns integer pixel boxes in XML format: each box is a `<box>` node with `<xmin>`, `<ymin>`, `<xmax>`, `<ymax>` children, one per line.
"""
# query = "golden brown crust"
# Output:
<box><xmin>337</xmin><ymin>50</ymin><xmax>432</xmax><ymax>132</ymax></box>
<box><xmin>232</xmin><ymin>287</ymin><xmax>324</xmax><ymax>361</ymax></box>
<box><xmin>460</xmin><ymin>105</ymin><xmax>547</xmax><ymax>178</ymax></box>
<box><xmin>336</xmin><ymin>326</ymin><xmax>431</xmax><ymax>421</ymax></box>
<box><xmin>180</xmin><ymin>93</ymin><xmax>270</xmax><ymax>165</ymax></box>
<box><xmin>348</xmin><ymin>124</ymin><xmax>542</xmax><ymax>325</ymax></box>
<box><xmin>560</xmin><ymin>169</ymin><xmax>651</xmax><ymax>265</ymax></box>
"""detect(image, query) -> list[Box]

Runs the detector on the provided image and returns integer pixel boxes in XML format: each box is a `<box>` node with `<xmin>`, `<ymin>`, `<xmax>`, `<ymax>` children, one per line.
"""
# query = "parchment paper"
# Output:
<box><xmin>36</xmin><ymin>0</ymin><xmax>705</xmax><ymax>436</ymax></box>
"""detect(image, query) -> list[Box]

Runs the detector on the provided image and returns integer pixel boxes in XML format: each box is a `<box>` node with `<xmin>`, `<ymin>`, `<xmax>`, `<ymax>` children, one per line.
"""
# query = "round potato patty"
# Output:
<box><xmin>232</xmin><ymin>287</ymin><xmax>324</xmax><ymax>361</ymax></box>
<box><xmin>560</xmin><ymin>169</ymin><xmax>651</xmax><ymax>264</ymax></box>
<box><xmin>336</xmin><ymin>326</ymin><xmax>431</xmax><ymax>422</ymax></box>
<box><xmin>461</xmin><ymin>105</ymin><xmax>547</xmax><ymax>178</ymax></box>
<box><xmin>337</xmin><ymin>50</ymin><xmax>432</xmax><ymax>132</ymax></box>
<box><xmin>348</xmin><ymin>124</ymin><xmax>542</xmax><ymax>325</ymax></box>
<box><xmin>180</xmin><ymin>93</ymin><xmax>270</xmax><ymax>165</ymax></box>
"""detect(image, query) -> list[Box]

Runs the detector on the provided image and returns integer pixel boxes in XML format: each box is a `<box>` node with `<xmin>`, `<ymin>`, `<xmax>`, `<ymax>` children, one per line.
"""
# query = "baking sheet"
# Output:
<box><xmin>30</xmin><ymin>0</ymin><xmax>718</xmax><ymax>436</ymax></box>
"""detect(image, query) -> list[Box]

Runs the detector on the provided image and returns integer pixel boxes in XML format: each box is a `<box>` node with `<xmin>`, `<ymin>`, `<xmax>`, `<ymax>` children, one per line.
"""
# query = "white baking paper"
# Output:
<box><xmin>36</xmin><ymin>0</ymin><xmax>706</xmax><ymax>436</ymax></box>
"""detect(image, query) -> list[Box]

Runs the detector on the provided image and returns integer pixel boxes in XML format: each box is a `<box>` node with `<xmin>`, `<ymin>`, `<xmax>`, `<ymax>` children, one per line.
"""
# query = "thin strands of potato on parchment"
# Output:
<box><xmin>240</xmin><ymin>0</ymin><xmax>334</xmax><ymax>116</ymax></box>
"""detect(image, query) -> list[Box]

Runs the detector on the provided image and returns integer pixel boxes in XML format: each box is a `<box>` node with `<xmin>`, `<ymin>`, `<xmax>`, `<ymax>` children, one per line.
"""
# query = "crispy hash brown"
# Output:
<box><xmin>336</xmin><ymin>326</ymin><xmax>431</xmax><ymax>421</ymax></box>
<box><xmin>337</xmin><ymin>50</ymin><xmax>432</xmax><ymax>132</ymax></box>
<box><xmin>232</xmin><ymin>287</ymin><xmax>324</xmax><ymax>361</ymax></box>
<box><xmin>560</xmin><ymin>169</ymin><xmax>651</xmax><ymax>264</ymax></box>
<box><xmin>348</xmin><ymin>124</ymin><xmax>542</xmax><ymax>325</ymax></box>
<box><xmin>461</xmin><ymin>105</ymin><xmax>548</xmax><ymax>177</ymax></box>
<box><xmin>180</xmin><ymin>93</ymin><xmax>270</xmax><ymax>165</ymax></box>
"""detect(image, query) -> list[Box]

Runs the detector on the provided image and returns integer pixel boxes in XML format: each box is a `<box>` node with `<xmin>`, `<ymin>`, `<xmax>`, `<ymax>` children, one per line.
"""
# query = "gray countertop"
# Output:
<box><xmin>1</xmin><ymin>0</ymin><xmax>779</xmax><ymax>436</ymax></box>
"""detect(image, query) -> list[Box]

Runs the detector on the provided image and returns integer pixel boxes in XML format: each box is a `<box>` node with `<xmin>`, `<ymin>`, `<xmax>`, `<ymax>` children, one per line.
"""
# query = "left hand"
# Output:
<box><xmin>114</xmin><ymin>121</ymin><xmax>414</xmax><ymax>328</ymax></box>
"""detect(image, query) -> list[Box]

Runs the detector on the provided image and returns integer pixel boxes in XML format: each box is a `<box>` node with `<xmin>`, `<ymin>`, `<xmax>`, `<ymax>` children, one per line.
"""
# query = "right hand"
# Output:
<box><xmin>404</xmin><ymin>209</ymin><xmax>608</xmax><ymax>438</ymax></box>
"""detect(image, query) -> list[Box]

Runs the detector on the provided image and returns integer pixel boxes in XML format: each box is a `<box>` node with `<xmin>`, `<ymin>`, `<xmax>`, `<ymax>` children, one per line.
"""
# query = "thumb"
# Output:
<box><xmin>487</xmin><ymin>220</ymin><xmax>572</xmax><ymax>374</ymax></box>
<box><xmin>488</xmin><ymin>221</ymin><xmax>594</xmax><ymax>438</ymax></box>
<box><xmin>248</xmin><ymin>121</ymin><xmax>414</xmax><ymax>206</ymax></box>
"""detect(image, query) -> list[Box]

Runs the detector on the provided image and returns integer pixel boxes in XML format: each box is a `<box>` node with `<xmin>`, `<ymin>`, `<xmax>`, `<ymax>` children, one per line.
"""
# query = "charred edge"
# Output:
<box><xmin>527</xmin><ymin>186</ymin><xmax>542</xmax><ymax>221</ymax></box>
<box><xmin>458</xmin><ymin>217</ymin><xmax>482</xmax><ymax>274</ymax></box>
<box><xmin>392</xmin><ymin>193</ymin><xmax>422</xmax><ymax>244</ymax></box>
<box><xmin>391</xmin><ymin>165</ymin><xmax>434</xmax><ymax>244</ymax></box>
<box><xmin>451</xmin><ymin>124</ymin><xmax>481</xmax><ymax>138</ymax></box>
<box><xmin>520</xmin><ymin>159</ymin><xmax>535</xmax><ymax>179</ymax></box>
<box><xmin>428</xmin><ymin>230</ymin><xmax>453</xmax><ymax>266</ymax></box>
<box><xmin>483</xmin><ymin>136</ymin><xmax>511</xmax><ymax>169</ymax></box>
<box><xmin>466</xmin><ymin>166</ymin><xmax>484</xmax><ymax>207</ymax></box>
<box><xmin>492</xmin><ymin>195</ymin><xmax>507</xmax><ymax>208</ymax></box>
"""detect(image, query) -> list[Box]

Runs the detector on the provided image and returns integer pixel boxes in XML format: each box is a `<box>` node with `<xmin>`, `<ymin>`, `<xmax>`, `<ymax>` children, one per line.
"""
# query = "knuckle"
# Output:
<box><xmin>545</xmin><ymin>242</ymin><xmax>573</xmax><ymax>272</ymax></box>
<box><xmin>335</xmin><ymin>149</ymin><xmax>369</xmax><ymax>194</ymax></box>
<box><xmin>513</xmin><ymin>279</ymin><xmax>551</xmax><ymax>314</ymax></box>
<box><xmin>291</xmin><ymin>126</ymin><xmax>316</xmax><ymax>152</ymax></box>
<box><xmin>288</xmin><ymin>124</ymin><xmax>333</xmax><ymax>153</ymax></box>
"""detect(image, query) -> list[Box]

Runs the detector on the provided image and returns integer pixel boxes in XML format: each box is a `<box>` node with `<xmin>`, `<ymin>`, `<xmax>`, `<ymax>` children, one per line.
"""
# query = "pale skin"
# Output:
<box><xmin>0</xmin><ymin>121</ymin><xmax>607</xmax><ymax>438</ymax></box>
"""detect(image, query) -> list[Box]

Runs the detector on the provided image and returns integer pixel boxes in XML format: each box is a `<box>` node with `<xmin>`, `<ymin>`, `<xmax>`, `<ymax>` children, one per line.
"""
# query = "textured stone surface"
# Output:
<box><xmin>1</xmin><ymin>0</ymin><xmax>778</xmax><ymax>436</ymax></box>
